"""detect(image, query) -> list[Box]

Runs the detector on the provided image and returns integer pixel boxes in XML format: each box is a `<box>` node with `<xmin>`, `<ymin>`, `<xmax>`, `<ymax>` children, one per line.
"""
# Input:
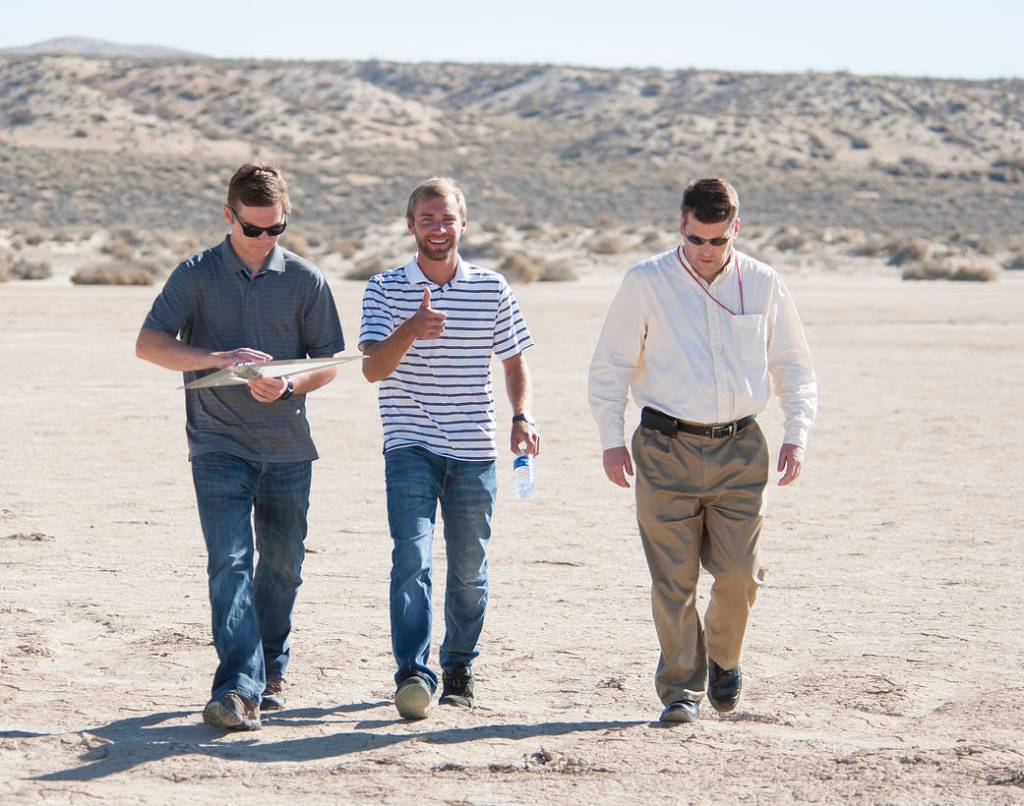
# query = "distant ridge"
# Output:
<box><xmin>0</xmin><ymin>36</ymin><xmax>205</xmax><ymax>59</ymax></box>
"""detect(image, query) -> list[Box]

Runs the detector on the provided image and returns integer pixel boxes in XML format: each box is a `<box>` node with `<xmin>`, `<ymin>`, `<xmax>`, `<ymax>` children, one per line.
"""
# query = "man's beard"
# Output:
<box><xmin>416</xmin><ymin>233</ymin><xmax>457</xmax><ymax>261</ymax></box>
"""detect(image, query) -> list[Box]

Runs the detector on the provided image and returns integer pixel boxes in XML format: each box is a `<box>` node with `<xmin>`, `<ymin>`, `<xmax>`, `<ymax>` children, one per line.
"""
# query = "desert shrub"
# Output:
<box><xmin>886</xmin><ymin>239</ymin><xmax>934</xmax><ymax>266</ymax></box>
<box><xmin>11</xmin><ymin>258</ymin><xmax>52</xmax><ymax>280</ymax></box>
<box><xmin>345</xmin><ymin>255</ymin><xmax>391</xmax><ymax>281</ymax></box>
<box><xmin>847</xmin><ymin>235</ymin><xmax>889</xmax><ymax>257</ymax></box>
<box><xmin>539</xmin><ymin>260</ymin><xmax>578</xmax><ymax>282</ymax></box>
<box><xmin>328</xmin><ymin>239</ymin><xmax>360</xmax><ymax>259</ymax></box>
<box><xmin>498</xmin><ymin>253</ymin><xmax>539</xmax><ymax>283</ymax></box>
<box><xmin>988</xmin><ymin>155</ymin><xmax>1024</xmax><ymax>183</ymax></box>
<box><xmin>112</xmin><ymin>227</ymin><xmax>147</xmax><ymax>247</ymax></box>
<box><xmin>773</xmin><ymin>229</ymin><xmax>806</xmax><ymax>252</ymax></box>
<box><xmin>71</xmin><ymin>260</ymin><xmax>164</xmax><ymax>286</ymax></box>
<box><xmin>902</xmin><ymin>258</ymin><xmax>999</xmax><ymax>282</ymax></box>
<box><xmin>642</xmin><ymin>229</ymin><xmax>674</xmax><ymax>249</ymax></box>
<box><xmin>101</xmin><ymin>239</ymin><xmax>135</xmax><ymax>260</ymax></box>
<box><xmin>951</xmin><ymin>262</ymin><xmax>999</xmax><ymax>281</ymax></box>
<box><xmin>21</xmin><ymin>225</ymin><xmax>45</xmax><ymax>246</ymax></box>
<box><xmin>591</xmin><ymin>234</ymin><xmax>624</xmax><ymax>255</ymax></box>
<box><xmin>1004</xmin><ymin>251</ymin><xmax>1024</xmax><ymax>270</ymax></box>
<box><xmin>460</xmin><ymin>239</ymin><xmax>506</xmax><ymax>263</ymax></box>
<box><xmin>283</xmin><ymin>233</ymin><xmax>311</xmax><ymax>258</ymax></box>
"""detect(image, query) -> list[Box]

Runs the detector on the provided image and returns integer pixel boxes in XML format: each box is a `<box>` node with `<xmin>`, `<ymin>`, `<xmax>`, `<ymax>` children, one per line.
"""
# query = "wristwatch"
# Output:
<box><xmin>512</xmin><ymin>412</ymin><xmax>535</xmax><ymax>426</ymax></box>
<box><xmin>279</xmin><ymin>377</ymin><xmax>295</xmax><ymax>401</ymax></box>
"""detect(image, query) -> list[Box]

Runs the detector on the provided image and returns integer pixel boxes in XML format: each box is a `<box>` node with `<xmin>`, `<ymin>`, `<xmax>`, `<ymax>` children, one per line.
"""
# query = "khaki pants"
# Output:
<box><xmin>632</xmin><ymin>421</ymin><xmax>769</xmax><ymax>705</ymax></box>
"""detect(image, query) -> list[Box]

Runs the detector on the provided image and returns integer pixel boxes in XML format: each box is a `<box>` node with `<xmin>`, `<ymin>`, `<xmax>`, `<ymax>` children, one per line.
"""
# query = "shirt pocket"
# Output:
<box><xmin>729</xmin><ymin>313</ymin><xmax>768</xmax><ymax>378</ymax></box>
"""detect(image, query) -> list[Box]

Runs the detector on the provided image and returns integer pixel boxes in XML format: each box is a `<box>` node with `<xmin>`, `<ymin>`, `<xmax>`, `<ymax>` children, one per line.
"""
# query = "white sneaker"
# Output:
<box><xmin>395</xmin><ymin>675</ymin><xmax>433</xmax><ymax>720</ymax></box>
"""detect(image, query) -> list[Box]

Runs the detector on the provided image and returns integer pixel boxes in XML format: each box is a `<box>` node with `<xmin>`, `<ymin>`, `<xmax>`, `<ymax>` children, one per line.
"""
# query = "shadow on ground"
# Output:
<box><xmin>30</xmin><ymin>702</ymin><xmax>645</xmax><ymax>781</ymax></box>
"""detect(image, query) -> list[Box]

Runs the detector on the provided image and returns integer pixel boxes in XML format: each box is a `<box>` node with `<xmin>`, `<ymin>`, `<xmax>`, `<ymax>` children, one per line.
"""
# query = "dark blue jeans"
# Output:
<box><xmin>384</xmin><ymin>446</ymin><xmax>497</xmax><ymax>690</ymax></box>
<box><xmin>191</xmin><ymin>452</ymin><xmax>311</xmax><ymax>703</ymax></box>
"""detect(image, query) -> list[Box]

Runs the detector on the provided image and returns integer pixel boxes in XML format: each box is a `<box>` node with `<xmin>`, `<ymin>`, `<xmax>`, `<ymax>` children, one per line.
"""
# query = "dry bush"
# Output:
<box><xmin>283</xmin><ymin>233</ymin><xmax>311</xmax><ymax>258</ymax></box>
<box><xmin>1004</xmin><ymin>251</ymin><xmax>1024</xmax><ymax>270</ymax></box>
<box><xmin>11</xmin><ymin>258</ymin><xmax>52</xmax><ymax>280</ymax></box>
<box><xmin>902</xmin><ymin>258</ymin><xmax>999</xmax><ymax>282</ymax></box>
<box><xmin>20</xmin><ymin>225</ymin><xmax>45</xmax><ymax>246</ymax></box>
<box><xmin>499</xmin><ymin>253</ymin><xmax>539</xmax><ymax>283</ymax></box>
<box><xmin>539</xmin><ymin>260</ymin><xmax>578</xmax><ymax>282</ymax></box>
<box><xmin>951</xmin><ymin>262</ymin><xmax>1000</xmax><ymax>282</ymax></box>
<box><xmin>773</xmin><ymin>229</ymin><xmax>806</xmax><ymax>252</ymax></box>
<box><xmin>847</xmin><ymin>235</ymin><xmax>889</xmax><ymax>257</ymax></box>
<box><xmin>591</xmin><ymin>234</ymin><xmax>624</xmax><ymax>255</ymax></box>
<box><xmin>460</xmin><ymin>239</ymin><xmax>507</xmax><ymax>263</ymax></box>
<box><xmin>101</xmin><ymin>239</ymin><xmax>135</xmax><ymax>260</ymax></box>
<box><xmin>345</xmin><ymin>255</ymin><xmax>400</xmax><ymax>281</ymax></box>
<box><xmin>71</xmin><ymin>260</ymin><xmax>164</xmax><ymax>286</ymax></box>
<box><xmin>887</xmin><ymin>239</ymin><xmax>934</xmax><ymax>266</ymax></box>
<box><xmin>328</xmin><ymin>239</ymin><xmax>360</xmax><ymax>259</ymax></box>
<box><xmin>642</xmin><ymin>229</ymin><xmax>674</xmax><ymax>250</ymax></box>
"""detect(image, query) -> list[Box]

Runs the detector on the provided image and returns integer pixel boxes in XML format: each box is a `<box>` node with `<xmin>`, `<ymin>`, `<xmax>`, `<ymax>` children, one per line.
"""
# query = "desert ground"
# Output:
<box><xmin>1</xmin><ymin>263</ymin><xmax>1022</xmax><ymax>804</ymax></box>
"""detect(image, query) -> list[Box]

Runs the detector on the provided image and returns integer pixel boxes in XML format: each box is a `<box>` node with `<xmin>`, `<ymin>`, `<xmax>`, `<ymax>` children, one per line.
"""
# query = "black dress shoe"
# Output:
<box><xmin>707</xmin><ymin>659</ymin><xmax>742</xmax><ymax>713</ymax></box>
<box><xmin>659</xmin><ymin>697</ymin><xmax>700</xmax><ymax>723</ymax></box>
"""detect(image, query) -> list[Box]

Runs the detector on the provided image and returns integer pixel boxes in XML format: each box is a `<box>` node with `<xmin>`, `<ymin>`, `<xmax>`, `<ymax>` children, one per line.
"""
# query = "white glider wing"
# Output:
<box><xmin>182</xmin><ymin>356</ymin><xmax>362</xmax><ymax>390</ymax></box>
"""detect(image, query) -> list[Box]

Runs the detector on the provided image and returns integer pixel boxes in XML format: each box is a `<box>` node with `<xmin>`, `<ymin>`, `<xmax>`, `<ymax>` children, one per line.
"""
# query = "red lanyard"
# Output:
<box><xmin>676</xmin><ymin>247</ymin><xmax>744</xmax><ymax>316</ymax></box>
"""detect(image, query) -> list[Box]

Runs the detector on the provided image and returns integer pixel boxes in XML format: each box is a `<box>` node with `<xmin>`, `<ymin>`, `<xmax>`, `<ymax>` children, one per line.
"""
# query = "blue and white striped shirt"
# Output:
<box><xmin>359</xmin><ymin>256</ymin><xmax>533</xmax><ymax>461</ymax></box>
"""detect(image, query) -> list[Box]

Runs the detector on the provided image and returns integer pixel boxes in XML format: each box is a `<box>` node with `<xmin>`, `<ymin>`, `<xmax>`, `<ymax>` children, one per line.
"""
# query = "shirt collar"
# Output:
<box><xmin>221</xmin><ymin>236</ymin><xmax>286</xmax><ymax>275</ymax></box>
<box><xmin>676</xmin><ymin>245</ymin><xmax>737</xmax><ymax>286</ymax></box>
<box><xmin>403</xmin><ymin>254</ymin><xmax>468</xmax><ymax>287</ymax></box>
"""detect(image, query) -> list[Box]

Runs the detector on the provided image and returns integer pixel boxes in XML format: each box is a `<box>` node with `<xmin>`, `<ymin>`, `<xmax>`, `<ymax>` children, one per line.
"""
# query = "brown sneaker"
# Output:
<box><xmin>261</xmin><ymin>676</ymin><xmax>286</xmax><ymax>711</ymax></box>
<box><xmin>202</xmin><ymin>692</ymin><xmax>261</xmax><ymax>731</ymax></box>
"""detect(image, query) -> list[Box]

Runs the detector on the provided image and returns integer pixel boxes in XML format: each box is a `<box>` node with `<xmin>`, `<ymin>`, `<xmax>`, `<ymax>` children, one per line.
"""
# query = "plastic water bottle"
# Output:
<box><xmin>512</xmin><ymin>441</ymin><xmax>535</xmax><ymax>499</ymax></box>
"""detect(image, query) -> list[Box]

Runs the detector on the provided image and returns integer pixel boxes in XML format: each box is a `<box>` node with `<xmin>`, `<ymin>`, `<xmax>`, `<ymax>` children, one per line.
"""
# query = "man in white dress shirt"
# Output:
<box><xmin>588</xmin><ymin>177</ymin><xmax>817</xmax><ymax>723</ymax></box>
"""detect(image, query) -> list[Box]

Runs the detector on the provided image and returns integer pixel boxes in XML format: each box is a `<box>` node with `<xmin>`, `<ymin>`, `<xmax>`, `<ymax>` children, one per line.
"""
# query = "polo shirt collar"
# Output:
<box><xmin>221</xmin><ymin>236</ymin><xmax>286</xmax><ymax>275</ymax></box>
<box><xmin>403</xmin><ymin>254</ymin><xmax>468</xmax><ymax>288</ymax></box>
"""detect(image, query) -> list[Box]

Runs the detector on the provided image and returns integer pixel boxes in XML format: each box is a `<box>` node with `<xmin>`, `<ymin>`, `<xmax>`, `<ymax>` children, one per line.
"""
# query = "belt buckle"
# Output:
<box><xmin>715</xmin><ymin>421</ymin><xmax>736</xmax><ymax>438</ymax></box>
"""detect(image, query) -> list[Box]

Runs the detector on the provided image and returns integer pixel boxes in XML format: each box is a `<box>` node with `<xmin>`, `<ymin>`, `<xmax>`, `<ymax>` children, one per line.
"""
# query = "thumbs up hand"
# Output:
<box><xmin>406</xmin><ymin>285</ymin><xmax>446</xmax><ymax>339</ymax></box>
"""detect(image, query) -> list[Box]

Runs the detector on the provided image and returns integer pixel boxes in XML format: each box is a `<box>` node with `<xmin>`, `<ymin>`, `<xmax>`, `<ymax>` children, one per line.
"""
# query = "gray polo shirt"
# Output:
<box><xmin>143</xmin><ymin>237</ymin><xmax>345</xmax><ymax>463</ymax></box>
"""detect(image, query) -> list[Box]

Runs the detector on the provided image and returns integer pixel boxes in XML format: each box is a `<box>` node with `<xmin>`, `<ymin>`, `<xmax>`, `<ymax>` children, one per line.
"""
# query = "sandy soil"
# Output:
<box><xmin>1</xmin><ymin>271</ymin><xmax>1023</xmax><ymax>804</ymax></box>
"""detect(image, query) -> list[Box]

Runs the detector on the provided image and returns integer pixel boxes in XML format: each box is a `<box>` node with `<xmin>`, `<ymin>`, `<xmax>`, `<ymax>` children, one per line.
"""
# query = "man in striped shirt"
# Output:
<box><xmin>359</xmin><ymin>177</ymin><xmax>539</xmax><ymax>720</ymax></box>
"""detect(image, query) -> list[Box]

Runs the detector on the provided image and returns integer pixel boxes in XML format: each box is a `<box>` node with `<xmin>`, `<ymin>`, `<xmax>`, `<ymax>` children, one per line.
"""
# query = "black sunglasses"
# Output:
<box><xmin>684</xmin><ymin>231</ymin><xmax>733</xmax><ymax>247</ymax></box>
<box><xmin>231</xmin><ymin>208</ymin><xmax>288</xmax><ymax>238</ymax></box>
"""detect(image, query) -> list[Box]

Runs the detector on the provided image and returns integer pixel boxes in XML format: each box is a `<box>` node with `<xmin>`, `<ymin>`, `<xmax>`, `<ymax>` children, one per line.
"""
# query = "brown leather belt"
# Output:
<box><xmin>641</xmin><ymin>407</ymin><xmax>756</xmax><ymax>439</ymax></box>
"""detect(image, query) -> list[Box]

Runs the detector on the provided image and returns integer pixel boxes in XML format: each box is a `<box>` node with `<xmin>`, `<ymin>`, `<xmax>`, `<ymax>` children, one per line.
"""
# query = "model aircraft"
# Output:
<box><xmin>182</xmin><ymin>356</ymin><xmax>363</xmax><ymax>390</ymax></box>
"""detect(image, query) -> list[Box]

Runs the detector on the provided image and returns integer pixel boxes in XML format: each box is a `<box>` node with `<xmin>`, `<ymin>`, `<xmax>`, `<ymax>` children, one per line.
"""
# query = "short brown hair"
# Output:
<box><xmin>406</xmin><ymin>177</ymin><xmax>467</xmax><ymax>221</ymax></box>
<box><xmin>227</xmin><ymin>163</ymin><xmax>291</xmax><ymax>213</ymax></box>
<box><xmin>681</xmin><ymin>177</ymin><xmax>739</xmax><ymax>224</ymax></box>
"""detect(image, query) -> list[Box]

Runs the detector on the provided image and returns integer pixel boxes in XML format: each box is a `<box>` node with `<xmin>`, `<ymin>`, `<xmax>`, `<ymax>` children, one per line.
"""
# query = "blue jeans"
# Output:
<box><xmin>191</xmin><ymin>452</ymin><xmax>311</xmax><ymax>703</ymax></box>
<box><xmin>384</xmin><ymin>446</ymin><xmax>497</xmax><ymax>690</ymax></box>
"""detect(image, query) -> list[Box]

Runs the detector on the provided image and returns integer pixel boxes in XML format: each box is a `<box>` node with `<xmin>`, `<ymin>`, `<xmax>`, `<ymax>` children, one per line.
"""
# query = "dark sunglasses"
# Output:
<box><xmin>231</xmin><ymin>208</ymin><xmax>288</xmax><ymax>238</ymax></box>
<box><xmin>684</xmin><ymin>231</ymin><xmax>733</xmax><ymax>247</ymax></box>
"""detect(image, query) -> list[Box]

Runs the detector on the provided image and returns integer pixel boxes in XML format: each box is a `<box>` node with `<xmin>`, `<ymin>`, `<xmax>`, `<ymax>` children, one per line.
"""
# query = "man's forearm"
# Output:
<box><xmin>292</xmin><ymin>366</ymin><xmax>338</xmax><ymax>395</ymax></box>
<box><xmin>136</xmin><ymin>328</ymin><xmax>220</xmax><ymax>372</ymax></box>
<box><xmin>361</xmin><ymin>322</ymin><xmax>416</xmax><ymax>382</ymax></box>
<box><xmin>503</xmin><ymin>354</ymin><xmax>532</xmax><ymax>414</ymax></box>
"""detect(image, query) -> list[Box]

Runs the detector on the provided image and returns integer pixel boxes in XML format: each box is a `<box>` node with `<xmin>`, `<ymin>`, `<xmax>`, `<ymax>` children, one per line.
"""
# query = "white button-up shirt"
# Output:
<box><xmin>588</xmin><ymin>247</ymin><xmax>817</xmax><ymax>450</ymax></box>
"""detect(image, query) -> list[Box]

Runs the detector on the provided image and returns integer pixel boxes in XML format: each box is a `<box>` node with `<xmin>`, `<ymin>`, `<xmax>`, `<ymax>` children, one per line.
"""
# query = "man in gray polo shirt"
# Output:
<box><xmin>136</xmin><ymin>164</ymin><xmax>344</xmax><ymax>731</ymax></box>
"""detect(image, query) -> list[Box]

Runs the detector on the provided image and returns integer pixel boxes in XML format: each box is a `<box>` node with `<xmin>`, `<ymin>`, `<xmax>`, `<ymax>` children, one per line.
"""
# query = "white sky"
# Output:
<box><xmin>1</xmin><ymin>0</ymin><xmax>1021</xmax><ymax>79</ymax></box>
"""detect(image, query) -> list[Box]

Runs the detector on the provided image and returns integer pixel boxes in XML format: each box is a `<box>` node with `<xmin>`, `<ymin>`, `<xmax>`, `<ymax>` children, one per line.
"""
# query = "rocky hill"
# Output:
<box><xmin>1</xmin><ymin>53</ymin><xmax>1022</xmax><ymax>239</ymax></box>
